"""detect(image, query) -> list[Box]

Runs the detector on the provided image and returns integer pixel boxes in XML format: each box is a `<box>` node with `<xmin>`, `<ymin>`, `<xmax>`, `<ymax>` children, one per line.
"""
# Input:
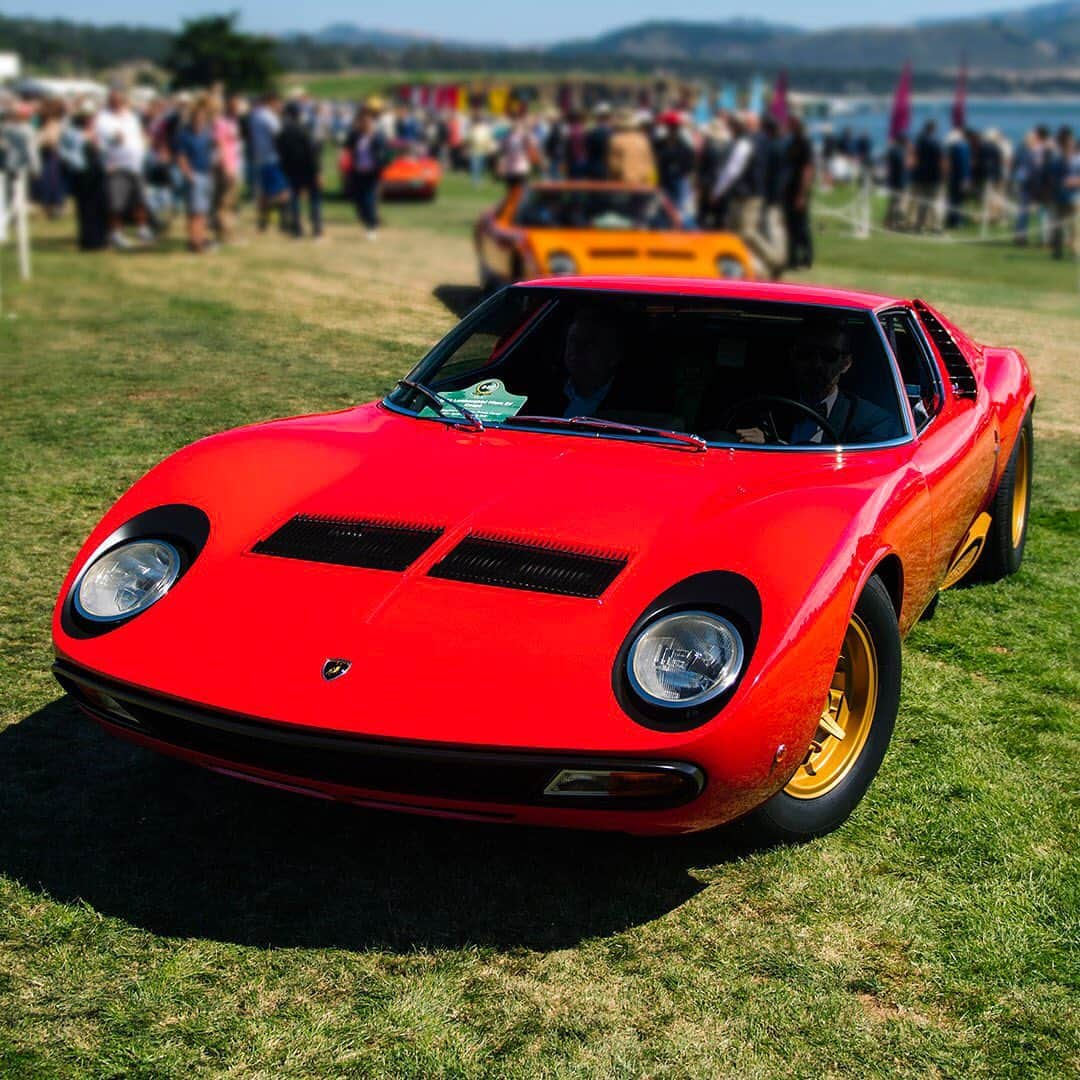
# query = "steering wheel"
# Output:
<box><xmin>718</xmin><ymin>394</ymin><xmax>841</xmax><ymax>445</ymax></box>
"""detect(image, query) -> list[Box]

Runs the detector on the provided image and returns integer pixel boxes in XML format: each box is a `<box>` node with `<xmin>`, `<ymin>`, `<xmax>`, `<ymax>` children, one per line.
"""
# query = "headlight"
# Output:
<box><xmin>74</xmin><ymin>539</ymin><xmax>182</xmax><ymax>623</ymax></box>
<box><xmin>716</xmin><ymin>255</ymin><xmax>746</xmax><ymax>279</ymax></box>
<box><xmin>547</xmin><ymin>251</ymin><xmax>578</xmax><ymax>275</ymax></box>
<box><xmin>627</xmin><ymin>610</ymin><xmax>744</xmax><ymax>708</ymax></box>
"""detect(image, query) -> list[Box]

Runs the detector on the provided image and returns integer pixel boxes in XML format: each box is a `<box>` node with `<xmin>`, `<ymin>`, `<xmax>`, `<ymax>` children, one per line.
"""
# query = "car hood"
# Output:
<box><xmin>524</xmin><ymin>228</ymin><xmax>750</xmax><ymax>278</ymax></box>
<box><xmin>56</xmin><ymin>403</ymin><xmax>908</xmax><ymax>751</ymax></box>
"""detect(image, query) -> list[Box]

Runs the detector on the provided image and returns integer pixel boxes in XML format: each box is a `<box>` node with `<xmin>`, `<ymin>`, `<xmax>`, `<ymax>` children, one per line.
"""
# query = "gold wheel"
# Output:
<box><xmin>785</xmin><ymin>614</ymin><xmax>879</xmax><ymax>800</ymax></box>
<box><xmin>1011</xmin><ymin>426</ymin><xmax>1030</xmax><ymax>549</ymax></box>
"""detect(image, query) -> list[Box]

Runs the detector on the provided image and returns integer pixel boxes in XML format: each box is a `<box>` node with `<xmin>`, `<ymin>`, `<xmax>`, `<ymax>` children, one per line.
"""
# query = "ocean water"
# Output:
<box><xmin>818</xmin><ymin>98</ymin><xmax>1079</xmax><ymax>149</ymax></box>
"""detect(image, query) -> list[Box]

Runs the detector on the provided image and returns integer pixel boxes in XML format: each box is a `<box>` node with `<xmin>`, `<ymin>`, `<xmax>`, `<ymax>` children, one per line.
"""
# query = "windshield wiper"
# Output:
<box><xmin>395</xmin><ymin>378</ymin><xmax>484</xmax><ymax>431</ymax></box>
<box><xmin>505</xmin><ymin>415</ymin><xmax>707</xmax><ymax>452</ymax></box>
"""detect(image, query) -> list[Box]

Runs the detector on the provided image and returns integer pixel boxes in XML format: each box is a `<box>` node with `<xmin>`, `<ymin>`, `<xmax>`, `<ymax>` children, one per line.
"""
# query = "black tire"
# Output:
<box><xmin>976</xmin><ymin>411</ymin><xmax>1033</xmax><ymax>582</ymax></box>
<box><xmin>747</xmin><ymin>576</ymin><xmax>902</xmax><ymax>843</ymax></box>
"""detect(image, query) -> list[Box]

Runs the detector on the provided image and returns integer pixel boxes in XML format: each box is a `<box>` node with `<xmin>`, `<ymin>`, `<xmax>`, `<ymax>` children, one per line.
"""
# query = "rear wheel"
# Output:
<box><xmin>748</xmin><ymin>576</ymin><xmax>901</xmax><ymax>842</ymax></box>
<box><xmin>977</xmin><ymin>412</ymin><xmax>1033</xmax><ymax>582</ymax></box>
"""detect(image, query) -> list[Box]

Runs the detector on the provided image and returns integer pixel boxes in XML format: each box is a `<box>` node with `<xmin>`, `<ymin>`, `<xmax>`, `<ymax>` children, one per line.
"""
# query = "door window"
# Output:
<box><xmin>879</xmin><ymin>310</ymin><xmax>943</xmax><ymax>432</ymax></box>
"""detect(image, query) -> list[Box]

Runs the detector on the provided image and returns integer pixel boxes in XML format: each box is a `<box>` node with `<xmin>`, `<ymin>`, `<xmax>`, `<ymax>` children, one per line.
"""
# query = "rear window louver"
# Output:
<box><xmin>914</xmin><ymin>301</ymin><xmax>978</xmax><ymax>400</ymax></box>
<box><xmin>252</xmin><ymin>515</ymin><xmax>444</xmax><ymax>571</ymax></box>
<box><xmin>428</xmin><ymin>535</ymin><xmax>628</xmax><ymax>598</ymax></box>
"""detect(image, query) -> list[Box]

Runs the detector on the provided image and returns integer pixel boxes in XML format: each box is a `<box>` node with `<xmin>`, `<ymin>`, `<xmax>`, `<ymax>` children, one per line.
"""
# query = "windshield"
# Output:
<box><xmin>386</xmin><ymin>288</ymin><xmax>910</xmax><ymax>450</ymax></box>
<box><xmin>513</xmin><ymin>188</ymin><xmax>675</xmax><ymax>231</ymax></box>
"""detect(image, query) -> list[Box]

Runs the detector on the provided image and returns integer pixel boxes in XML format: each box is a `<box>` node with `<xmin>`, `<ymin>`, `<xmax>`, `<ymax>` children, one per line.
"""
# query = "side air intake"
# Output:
<box><xmin>252</xmin><ymin>515</ymin><xmax>443</xmax><ymax>571</ymax></box>
<box><xmin>428</xmin><ymin>535</ymin><xmax>628</xmax><ymax>598</ymax></box>
<box><xmin>914</xmin><ymin>300</ymin><xmax>978</xmax><ymax>400</ymax></box>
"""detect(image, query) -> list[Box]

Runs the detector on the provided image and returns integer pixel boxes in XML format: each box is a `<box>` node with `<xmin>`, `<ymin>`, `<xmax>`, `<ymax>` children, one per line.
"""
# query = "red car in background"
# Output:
<box><xmin>380</xmin><ymin>140</ymin><xmax>441</xmax><ymax>201</ymax></box>
<box><xmin>339</xmin><ymin>140</ymin><xmax>441</xmax><ymax>201</ymax></box>
<box><xmin>52</xmin><ymin>279</ymin><xmax>1034</xmax><ymax>841</ymax></box>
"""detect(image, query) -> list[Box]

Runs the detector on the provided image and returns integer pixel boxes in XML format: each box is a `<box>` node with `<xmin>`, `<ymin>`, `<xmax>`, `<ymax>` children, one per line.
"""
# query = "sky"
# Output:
<box><xmin>4</xmin><ymin>1</ymin><xmax>1020</xmax><ymax>44</ymax></box>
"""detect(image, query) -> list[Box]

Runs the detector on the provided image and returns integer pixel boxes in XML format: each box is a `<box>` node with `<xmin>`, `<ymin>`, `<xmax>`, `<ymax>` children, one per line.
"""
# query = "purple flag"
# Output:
<box><xmin>951</xmin><ymin>63</ymin><xmax>967</xmax><ymax>130</ymax></box>
<box><xmin>770</xmin><ymin>70</ymin><xmax>789</xmax><ymax>126</ymax></box>
<box><xmin>889</xmin><ymin>62</ymin><xmax>912</xmax><ymax>140</ymax></box>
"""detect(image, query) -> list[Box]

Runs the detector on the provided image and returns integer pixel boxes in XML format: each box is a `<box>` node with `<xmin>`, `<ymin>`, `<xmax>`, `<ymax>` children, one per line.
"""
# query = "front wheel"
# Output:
<box><xmin>977</xmin><ymin>411</ymin><xmax>1033</xmax><ymax>582</ymax></box>
<box><xmin>748</xmin><ymin>575</ymin><xmax>901</xmax><ymax>842</ymax></box>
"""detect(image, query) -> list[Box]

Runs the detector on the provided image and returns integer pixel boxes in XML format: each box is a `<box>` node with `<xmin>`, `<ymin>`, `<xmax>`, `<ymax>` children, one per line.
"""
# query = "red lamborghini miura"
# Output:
<box><xmin>52</xmin><ymin>279</ymin><xmax>1035</xmax><ymax>840</ymax></box>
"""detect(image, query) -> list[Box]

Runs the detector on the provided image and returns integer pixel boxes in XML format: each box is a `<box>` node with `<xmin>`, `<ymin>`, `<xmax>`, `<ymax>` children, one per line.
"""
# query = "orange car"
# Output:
<box><xmin>381</xmin><ymin>140</ymin><xmax>441</xmax><ymax>201</ymax></box>
<box><xmin>475</xmin><ymin>181</ymin><xmax>754</xmax><ymax>291</ymax></box>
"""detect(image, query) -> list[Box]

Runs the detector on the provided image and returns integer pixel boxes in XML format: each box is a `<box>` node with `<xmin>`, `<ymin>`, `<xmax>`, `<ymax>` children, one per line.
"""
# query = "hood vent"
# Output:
<box><xmin>429</xmin><ymin>534</ymin><xmax>628</xmax><ymax>598</ymax></box>
<box><xmin>253</xmin><ymin>514</ymin><xmax>443</xmax><ymax>571</ymax></box>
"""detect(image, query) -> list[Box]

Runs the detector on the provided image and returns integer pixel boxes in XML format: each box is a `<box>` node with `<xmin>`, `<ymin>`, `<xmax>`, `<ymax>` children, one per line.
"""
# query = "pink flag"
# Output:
<box><xmin>951</xmin><ymin>62</ymin><xmax>967</xmax><ymax>130</ymax></box>
<box><xmin>770</xmin><ymin>70</ymin><xmax>789</xmax><ymax>126</ymax></box>
<box><xmin>889</xmin><ymin>62</ymin><xmax>912</xmax><ymax>140</ymax></box>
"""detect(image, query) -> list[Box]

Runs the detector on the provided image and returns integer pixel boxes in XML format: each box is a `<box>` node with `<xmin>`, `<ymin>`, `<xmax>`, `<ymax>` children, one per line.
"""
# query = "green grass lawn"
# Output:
<box><xmin>0</xmin><ymin>175</ymin><xmax>1077</xmax><ymax>1078</ymax></box>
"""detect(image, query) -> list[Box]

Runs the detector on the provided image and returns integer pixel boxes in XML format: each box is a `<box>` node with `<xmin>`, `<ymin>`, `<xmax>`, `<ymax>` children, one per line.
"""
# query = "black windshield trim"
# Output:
<box><xmin>379</xmin><ymin>401</ymin><xmax>914</xmax><ymax>453</ymax></box>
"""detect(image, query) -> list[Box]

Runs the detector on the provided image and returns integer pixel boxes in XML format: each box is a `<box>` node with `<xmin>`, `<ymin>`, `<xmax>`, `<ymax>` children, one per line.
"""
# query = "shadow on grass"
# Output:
<box><xmin>0</xmin><ymin>696</ymin><xmax>756</xmax><ymax>952</ymax></box>
<box><xmin>27</xmin><ymin>234</ymin><xmax>191</xmax><ymax>256</ymax></box>
<box><xmin>433</xmin><ymin>283</ymin><xmax>485</xmax><ymax>320</ymax></box>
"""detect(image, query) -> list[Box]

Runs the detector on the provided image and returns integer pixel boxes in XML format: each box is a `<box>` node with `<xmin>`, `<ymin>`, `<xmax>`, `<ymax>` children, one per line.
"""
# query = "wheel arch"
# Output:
<box><xmin>855</xmin><ymin>551</ymin><xmax>904</xmax><ymax>623</ymax></box>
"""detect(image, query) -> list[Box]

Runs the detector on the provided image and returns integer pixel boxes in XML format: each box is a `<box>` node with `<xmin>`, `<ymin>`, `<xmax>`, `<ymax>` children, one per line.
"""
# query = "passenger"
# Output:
<box><xmin>561</xmin><ymin>311</ymin><xmax>622</xmax><ymax>418</ymax></box>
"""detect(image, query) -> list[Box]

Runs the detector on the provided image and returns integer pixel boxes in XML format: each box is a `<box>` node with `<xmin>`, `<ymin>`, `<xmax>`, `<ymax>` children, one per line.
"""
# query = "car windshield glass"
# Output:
<box><xmin>386</xmin><ymin>288</ymin><xmax>909</xmax><ymax>450</ymax></box>
<box><xmin>513</xmin><ymin>188</ymin><xmax>673</xmax><ymax>231</ymax></box>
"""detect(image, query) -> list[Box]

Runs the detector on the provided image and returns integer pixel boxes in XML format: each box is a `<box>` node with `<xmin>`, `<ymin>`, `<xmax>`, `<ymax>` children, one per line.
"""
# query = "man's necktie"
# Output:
<box><xmin>791</xmin><ymin>402</ymin><xmax>828</xmax><ymax>444</ymax></box>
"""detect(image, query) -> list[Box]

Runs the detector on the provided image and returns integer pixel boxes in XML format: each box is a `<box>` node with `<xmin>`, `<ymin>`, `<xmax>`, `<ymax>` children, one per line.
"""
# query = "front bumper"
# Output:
<box><xmin>54</xmin><ymin>660</ymin><xmax>708</xmax><ymax>833</ymax></box>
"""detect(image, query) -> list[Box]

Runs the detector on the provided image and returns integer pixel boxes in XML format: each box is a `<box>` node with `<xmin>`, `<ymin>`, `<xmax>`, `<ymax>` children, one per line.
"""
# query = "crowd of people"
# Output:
<box><xmin>881</xmin><ymin>120</ymin><xmax>1079</xmax><ymax>257</ymax></box>
<box><xmin>0</xmin><ymin>86</ymin><xmax>815</xmax><ymax>273</ymax></box>
<box><xmin>0</xmin><ymin>82</ymin><xmax>337</xmax><ymax>253</ymax></box>
<box><xmin>0</xmin><ymin>81</ymin><xmax>1077</xmax><ymax>268</ymax></box>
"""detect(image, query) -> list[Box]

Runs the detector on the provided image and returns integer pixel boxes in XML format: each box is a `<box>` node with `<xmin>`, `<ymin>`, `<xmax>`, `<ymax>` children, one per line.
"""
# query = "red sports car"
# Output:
<box><xmin>52</xmin><ymin>279</ymin><xmax>1034</xmax><ymax>840</ymax></box>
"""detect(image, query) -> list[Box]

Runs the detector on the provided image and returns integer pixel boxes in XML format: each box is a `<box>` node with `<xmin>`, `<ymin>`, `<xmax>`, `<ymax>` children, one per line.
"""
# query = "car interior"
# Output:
<box><xmin>403</xmin><ymin>290</ymin><xmax>912</xmax><ymax>447</ymax></box>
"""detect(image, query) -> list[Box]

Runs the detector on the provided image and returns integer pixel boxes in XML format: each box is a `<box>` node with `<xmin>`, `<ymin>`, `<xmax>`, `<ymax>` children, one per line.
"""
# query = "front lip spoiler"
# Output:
<box><xmin>52</xmin><ymin>660</ymin><xmax>706</xmax><ymax>811</ymax></box>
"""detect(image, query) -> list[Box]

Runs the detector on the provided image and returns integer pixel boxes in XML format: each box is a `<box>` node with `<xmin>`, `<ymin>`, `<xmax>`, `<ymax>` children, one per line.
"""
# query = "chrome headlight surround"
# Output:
<box><xmin>73</xmin><ymin>539</ymin><xmax>182</xmax><ymax>624</ymax></box>
<box><xmin>612</xmin><ymin>571</ymin><xmax>761</xmax><ymax>731</ymax></box>
<box><xmin>627</xmin><ymin>610</ymin><xmax>744</xmax><ymax>709</ymax></box>
<box><xmin>62</xmin><ymin>504</ymin><xmax>210</xmax><ymax>639</ymax></box>
<box><xmin>546</xmin><ymin>251</ymin><xmax>578</xmax><ymax>275</ymax></box>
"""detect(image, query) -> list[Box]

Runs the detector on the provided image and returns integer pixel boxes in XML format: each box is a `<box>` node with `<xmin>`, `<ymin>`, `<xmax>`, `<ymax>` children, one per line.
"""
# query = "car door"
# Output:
<box><xmin>889</xmin><ymin>302</ymin><xmax>998</xmax><ymax>581</ymax></box>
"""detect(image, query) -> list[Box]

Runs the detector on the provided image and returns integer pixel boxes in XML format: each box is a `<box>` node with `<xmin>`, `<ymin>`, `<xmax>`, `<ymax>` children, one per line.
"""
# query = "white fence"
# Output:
<box><xmin>0</xmin><ymin>168</ymin><xmax>32</xmax><ymax>315</ymax></box>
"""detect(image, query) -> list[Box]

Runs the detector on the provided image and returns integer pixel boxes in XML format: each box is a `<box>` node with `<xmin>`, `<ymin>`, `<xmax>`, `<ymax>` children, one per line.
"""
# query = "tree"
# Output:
<box><xmin>166</xmin><ymin>13</ymin><xmax>280</xmax><ymax>93</ymax></box>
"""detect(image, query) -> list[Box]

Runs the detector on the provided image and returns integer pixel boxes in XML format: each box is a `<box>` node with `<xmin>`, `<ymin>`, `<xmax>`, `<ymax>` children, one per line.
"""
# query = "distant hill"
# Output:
<box><xmin>3</xmin><ymin>1</ymin><xmax>1079</xmax><ymax>92</ymax></box>
<box><xmin>305</xmin><ymin>23</ymin><xmax>442</xmax><ymax>49</ymax></box>
<box><xmin>548</xmin><ymin>3</ymin><xmax>1080</xmax><ymax>71</ymax></box>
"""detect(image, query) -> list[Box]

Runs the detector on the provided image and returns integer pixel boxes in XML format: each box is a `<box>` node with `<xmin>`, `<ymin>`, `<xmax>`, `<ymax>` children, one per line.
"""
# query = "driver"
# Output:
<box><xmin>562</xmin><ymin>310</ymin><xmax>623</xmax><ymax>418</ymax></box>
<box><xmin>737</xmin><ymin>327</ymin><xmax>897</xmax><ymax>445</ymax></box>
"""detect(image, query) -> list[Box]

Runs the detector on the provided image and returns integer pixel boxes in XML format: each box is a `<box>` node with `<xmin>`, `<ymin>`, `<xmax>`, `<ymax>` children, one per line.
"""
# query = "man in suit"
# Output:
<box><xmin>737</xmin><ymin>328</ymin><xmax>898</xmax><ymax>446</ymax></box>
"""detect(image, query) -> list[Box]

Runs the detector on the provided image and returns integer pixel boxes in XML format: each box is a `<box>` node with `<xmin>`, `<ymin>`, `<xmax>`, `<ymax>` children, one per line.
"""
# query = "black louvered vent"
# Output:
<box><xmin>429</xmin><ymin>535</ymin><xmax>628</xmax><ymax>598</ymax></box>
<box><xmin>252</xmin><ymin>515</ymin><xmax>443</xmax><ymax>571</ymax></box>
<box><xmin>914</xmin><ymin>301</ymin><xmax>978</xmax><ymax>400</ymax></box>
